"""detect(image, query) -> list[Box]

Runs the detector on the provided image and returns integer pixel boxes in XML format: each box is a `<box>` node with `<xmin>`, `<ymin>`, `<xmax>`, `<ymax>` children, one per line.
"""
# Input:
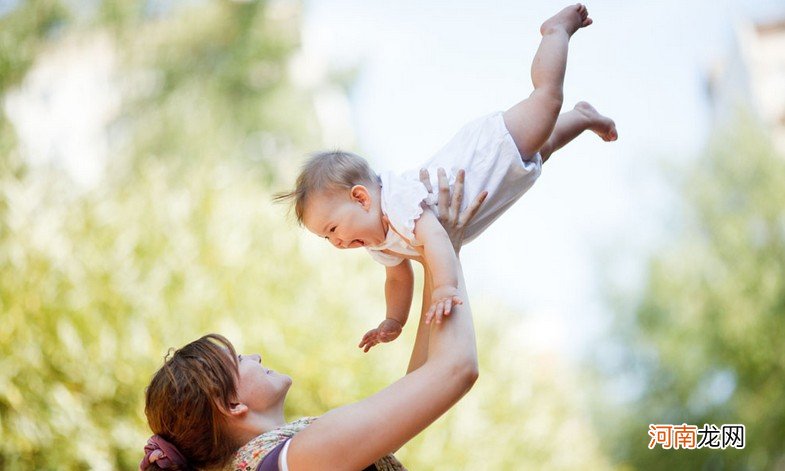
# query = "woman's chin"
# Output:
<box><xmin>281</xmin><ymin>374</ymin><xmax>293</xmax><ymax>389</ymax></box>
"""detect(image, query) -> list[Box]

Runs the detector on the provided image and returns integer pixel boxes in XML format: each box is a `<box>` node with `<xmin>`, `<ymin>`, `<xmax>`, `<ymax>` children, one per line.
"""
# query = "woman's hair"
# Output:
<box><xmin>143</xmin><ymin>334</ymin><xmax>241</xmax><ymax>470</ymax></box>
<box><xmin>274</xmin><ymin>150</ymin><xmax>379</xmax><ymax>224</ymax></box>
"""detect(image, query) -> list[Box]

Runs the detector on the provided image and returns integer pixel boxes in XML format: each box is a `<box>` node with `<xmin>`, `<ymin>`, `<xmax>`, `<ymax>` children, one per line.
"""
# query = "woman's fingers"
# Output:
<box><xmin>422</xmin><ymin>167</ymin><xmax>449</xmax><ymax>223</ymax></box>
<box><xmin>419</xmin><ymin>168</ymin><xmax>434</xmax><ymax>193</ymax></box>
<box><xmin>437</xmin><ymin>168</ymin><xmax>450</xmax><ymax>223</ymax></box>
<box><xmin>460</xmin><ymin>190</ymin><xmax>487</xmax><ymax>227</ymax></box>
<box><xmin>424</xmin><ymin>167</ymin><xmax>481</xmax><ymax>229</ymax></box>
<box><xmin>449</xmin><ymin>169</ymin><xmax>464</xmax><ymax>224</ymax></box>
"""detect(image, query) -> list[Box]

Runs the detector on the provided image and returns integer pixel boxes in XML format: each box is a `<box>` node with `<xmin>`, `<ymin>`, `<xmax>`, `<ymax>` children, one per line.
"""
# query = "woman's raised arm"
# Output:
<box><xmin>407</xmin><ymin>167</ymin><xmax>487</xmax><ymax>373</ymax></box>
<box><xmin>285</xmin><ymin>265</ymin><xmax>478</xmax><ymax>470</ymax></box>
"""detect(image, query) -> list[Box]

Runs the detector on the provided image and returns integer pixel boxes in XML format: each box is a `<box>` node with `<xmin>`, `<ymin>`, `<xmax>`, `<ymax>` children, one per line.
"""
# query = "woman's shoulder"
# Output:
<box><xmin>224</xmin><ymin>417</ymin><xmax>317</xmax><ymax>471</ymax></box>
<box><xmin>227</xmin><ymin>415</ymin><xmax>407</xmax><ymax>471</ymax></box>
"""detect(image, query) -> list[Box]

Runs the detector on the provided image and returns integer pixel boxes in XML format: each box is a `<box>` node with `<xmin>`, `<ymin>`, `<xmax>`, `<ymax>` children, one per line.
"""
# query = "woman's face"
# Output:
<box><xmin>234</xmin><ymin>353</ymin><xmax>292</xmax><ymax>413</ymax></box>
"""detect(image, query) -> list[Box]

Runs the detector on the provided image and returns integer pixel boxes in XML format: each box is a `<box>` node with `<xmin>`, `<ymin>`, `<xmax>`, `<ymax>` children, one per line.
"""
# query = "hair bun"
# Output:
<box><xmin>139</xmin><ymin>435</ymin><xmax>188</xmax><ymax>470</ymax></box>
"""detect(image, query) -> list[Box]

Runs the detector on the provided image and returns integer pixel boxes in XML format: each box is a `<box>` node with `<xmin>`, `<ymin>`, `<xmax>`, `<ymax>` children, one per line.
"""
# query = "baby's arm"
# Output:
<box><xmin>413</xmin><ymin>208</ymin><xmax>462</xmax><ymax>324</ymax></box>
<box><xmin>385</xmin><ymin>259</ymin><xmax>414</xmax><ymax>328</ymax></box>
<box><xmin>358</xmin><ymin>259</ymin><xmax>414</xmax><ymax>353</ymax></box>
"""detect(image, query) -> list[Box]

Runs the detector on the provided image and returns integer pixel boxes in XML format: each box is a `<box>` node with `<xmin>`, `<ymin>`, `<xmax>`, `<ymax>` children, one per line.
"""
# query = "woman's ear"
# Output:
<box><xmin>227</xmin><ymin>401</ymin><xmax>249</xmax><ymax>418</ymax></box>
<box><xmin>350</xmin><ymin>185</ymin><xmax>372</xmax><ymax>210</ymax></box>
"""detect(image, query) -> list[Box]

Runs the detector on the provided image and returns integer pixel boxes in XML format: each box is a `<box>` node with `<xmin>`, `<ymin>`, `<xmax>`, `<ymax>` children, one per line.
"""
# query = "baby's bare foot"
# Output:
<box><xmin>575</xmin><ymin>101</ymin><xmax>617</xmax><ymax>141</ymax></box>
<box><xmin>541</xmin><ymin>3</ymin><xmax>592</xmax><ymax>37</ymax></box>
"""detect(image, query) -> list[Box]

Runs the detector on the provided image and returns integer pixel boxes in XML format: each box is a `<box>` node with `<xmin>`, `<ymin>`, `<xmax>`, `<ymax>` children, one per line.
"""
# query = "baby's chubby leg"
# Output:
<box><xmin>503</xmin><ymin>4</ymin><xmax>592</xmax><ymax>159</ymax></box>
<box><xmin>540</xmin><ymin>101</ymin><xmax>617</xmax><ymax>162</ymax></box>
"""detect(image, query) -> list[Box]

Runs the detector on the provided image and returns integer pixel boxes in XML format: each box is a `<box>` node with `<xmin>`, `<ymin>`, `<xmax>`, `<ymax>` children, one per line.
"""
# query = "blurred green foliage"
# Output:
<box><xmin>599</xmin><ymin>120</ymin><xmax>785</xmax><ymax>469</ymax></box>
<box><xmin>0</xmin><ymin>1</ymin><xmax>610</xmax><ymax>470</ymax></box>
<box><xmin>0</xmin><ymin>0</ymin><xmax>67</xmax><ymax>183</ymax></box>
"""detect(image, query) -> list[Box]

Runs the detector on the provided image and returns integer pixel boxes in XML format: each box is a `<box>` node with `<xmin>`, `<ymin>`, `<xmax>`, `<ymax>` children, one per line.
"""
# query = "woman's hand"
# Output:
<box><xmin>419</xmin><ymin>168</ymin><xmax>487</xmax><ymax>254</ymax></box>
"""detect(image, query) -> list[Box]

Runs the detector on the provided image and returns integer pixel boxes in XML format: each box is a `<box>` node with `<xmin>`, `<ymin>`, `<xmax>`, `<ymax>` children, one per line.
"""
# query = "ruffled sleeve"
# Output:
<box><xmin>366</xmin><ymin>248</ymin><xmax>405</xmax><ymax>267</ymax></box>
<box><xmin>379</xmin><ymin>171</ymin><xmax>429</xmax><ymax>245</ymax></box>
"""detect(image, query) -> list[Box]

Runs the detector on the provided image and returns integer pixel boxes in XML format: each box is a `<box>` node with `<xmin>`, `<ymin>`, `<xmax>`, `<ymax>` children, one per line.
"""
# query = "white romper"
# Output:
<box><xmin>366</xmin><ymin>111</ymin><xmax>542</xmax><ymax>266</ymax></box>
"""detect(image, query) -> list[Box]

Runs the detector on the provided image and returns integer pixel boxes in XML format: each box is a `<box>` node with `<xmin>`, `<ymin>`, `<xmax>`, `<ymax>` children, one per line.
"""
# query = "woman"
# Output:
<box><xmin>141</xmin><ymin>170</ymin><xmax>486</xmax><ymax>471</ymax></box>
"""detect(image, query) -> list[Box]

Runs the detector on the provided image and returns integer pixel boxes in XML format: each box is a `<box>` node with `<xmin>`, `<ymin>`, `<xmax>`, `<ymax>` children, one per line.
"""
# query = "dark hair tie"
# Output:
<box><xmin>139</xmin><ymin>435</ymin><xmax>188</xmax><ymax>470</ymax></box>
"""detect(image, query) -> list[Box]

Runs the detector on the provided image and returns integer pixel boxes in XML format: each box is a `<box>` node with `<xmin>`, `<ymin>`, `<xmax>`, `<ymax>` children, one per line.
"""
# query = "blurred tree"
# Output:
<box><xmin>0</xmin><ymin>0</ymin><xmax>69</xmax><ymax>199</ymax></box>
<box><xmin>598</xmin><ymin>118</ymin><xmax>785</xmax><ymax>469</ymax></box>
<box><xmin>0</xmin><ymin>0</ymin><xmax>329</xmax><ymax>468</ymax></box>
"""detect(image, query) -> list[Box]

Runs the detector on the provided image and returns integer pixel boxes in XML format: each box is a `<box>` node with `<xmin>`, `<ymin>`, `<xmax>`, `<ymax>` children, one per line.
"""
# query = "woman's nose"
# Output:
<box><xmin>252</xmin><ymin>354</ymin><xmax>262</xmax><ymax>364</ymax></box>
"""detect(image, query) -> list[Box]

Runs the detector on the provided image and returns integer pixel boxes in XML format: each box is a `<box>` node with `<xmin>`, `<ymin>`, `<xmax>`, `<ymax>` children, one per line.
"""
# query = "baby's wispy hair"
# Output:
<box><xmin>273</xmin><ymin>150</ymin><xmax>379</xmax><ymax>224</ymax></box>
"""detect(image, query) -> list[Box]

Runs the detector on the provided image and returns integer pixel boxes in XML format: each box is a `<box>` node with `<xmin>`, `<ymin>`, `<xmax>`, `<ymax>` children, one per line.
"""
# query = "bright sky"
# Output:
<box><xmin>302</xmin><ymin>0</ymin><xmax>784</xmax><ymax>356</ymax></box>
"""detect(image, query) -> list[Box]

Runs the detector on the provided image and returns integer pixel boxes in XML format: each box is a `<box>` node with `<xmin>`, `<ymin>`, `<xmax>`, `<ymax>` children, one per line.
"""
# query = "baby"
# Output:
<box><xmin>276</xmin><ymin>4</ymin><xmax>617</xmax><ymax>352</ymax></box>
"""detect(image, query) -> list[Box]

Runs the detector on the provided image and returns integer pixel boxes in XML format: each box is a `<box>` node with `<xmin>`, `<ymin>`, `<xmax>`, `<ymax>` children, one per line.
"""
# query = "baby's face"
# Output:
<box><xmin>302</xmin><ymin>186</ymin><xmax>386</xmax><ymax>249</ymax></box>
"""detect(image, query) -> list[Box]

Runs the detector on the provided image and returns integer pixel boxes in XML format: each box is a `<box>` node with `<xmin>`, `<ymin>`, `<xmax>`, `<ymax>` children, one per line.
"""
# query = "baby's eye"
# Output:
<box><xmin>330</xmin><ymin>226</ymin><xmax>336</xmax><ymax>233</ymax></box>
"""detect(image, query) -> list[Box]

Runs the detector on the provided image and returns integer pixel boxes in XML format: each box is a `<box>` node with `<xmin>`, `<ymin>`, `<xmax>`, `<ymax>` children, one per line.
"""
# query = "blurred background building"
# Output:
<box><xmin>707</xmin><ymin>16</ymin><xmax>785</xmax><ymax>152</ymax></box>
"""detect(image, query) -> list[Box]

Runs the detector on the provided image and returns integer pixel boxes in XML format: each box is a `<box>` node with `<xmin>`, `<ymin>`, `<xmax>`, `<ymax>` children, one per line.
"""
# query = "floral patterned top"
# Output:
<box><xmin>224</xmin><ymin>417</ymin><xmax>406</xmax><ymax>471</ymax></box>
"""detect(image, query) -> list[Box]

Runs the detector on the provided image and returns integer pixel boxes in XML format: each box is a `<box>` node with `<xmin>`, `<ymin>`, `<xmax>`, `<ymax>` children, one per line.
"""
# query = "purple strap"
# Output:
<box><xmin>256</xmin><ymin>440</ymin><xmax>287</xmax><ymax>471</ymax></box>
<box><xmin>255</xmin><ymin>439</ymin><xmax>378</xmax><ymax>471</ymax></box>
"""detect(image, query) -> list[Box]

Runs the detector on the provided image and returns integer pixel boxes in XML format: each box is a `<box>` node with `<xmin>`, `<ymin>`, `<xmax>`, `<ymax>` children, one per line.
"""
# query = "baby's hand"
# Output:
<box><xmin>358</xmin><ymin>318</ymin><xmax>403</xmax><ymax>353</ymax></box>
<box><xmin>426</xmin><ymin>285</ymin><xmax>463</xmax><ymax>324</ymax></box>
